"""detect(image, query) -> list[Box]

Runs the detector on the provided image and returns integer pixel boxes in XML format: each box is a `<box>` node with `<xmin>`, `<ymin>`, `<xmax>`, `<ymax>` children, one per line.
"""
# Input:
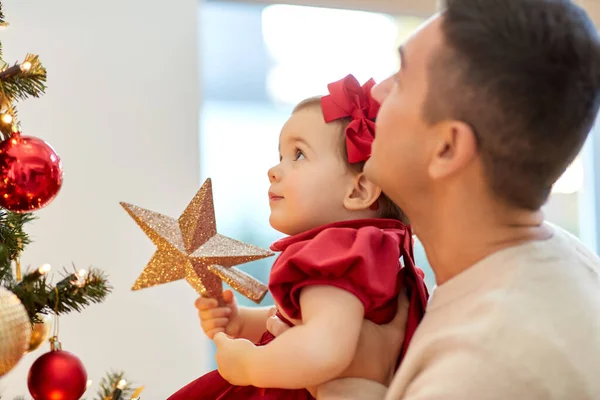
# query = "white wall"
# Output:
<box><xmin>212</xmin><ymin>0</ymin><xmax>437</xmax><ymax>16</ymax></box>
<box><xmin>576</xmin><ymin>0</ymin><xmax>599</xmax><ymax>27</ymax></box>
<box><xmin>0</xmin><ymin>0</ymin><xmax>207</xmax><ymax>397</ymax></box>
<box><xmin>221</xmin><ymin>0</ymin><xmax>600</xmax><ymax>23</ymax></box>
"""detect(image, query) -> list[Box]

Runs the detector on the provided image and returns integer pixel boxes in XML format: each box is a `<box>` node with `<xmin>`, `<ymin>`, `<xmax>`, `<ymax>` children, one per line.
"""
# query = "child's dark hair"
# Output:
<box><xmin>294</xmin><ymin>97</ymin><xmax>409</xmax><ymax>225</ymax></box>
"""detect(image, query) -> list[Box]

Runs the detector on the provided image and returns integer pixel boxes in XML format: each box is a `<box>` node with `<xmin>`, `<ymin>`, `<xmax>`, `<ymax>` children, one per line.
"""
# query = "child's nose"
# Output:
<box><xmin>268</xmin><ymin>165</ymin><xmax>281</xmax><ymax>183</ymax></box>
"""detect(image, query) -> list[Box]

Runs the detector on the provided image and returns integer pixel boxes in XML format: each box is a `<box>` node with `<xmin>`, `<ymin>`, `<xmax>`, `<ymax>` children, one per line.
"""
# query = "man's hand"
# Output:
<box><xmin>213</xmin><ymin>332</ymin><xmax>256</xmax><ymax>386</ymax></box>
<box><xmin>265</xmin><ymin>306</ymin><xmax>288</xmax><ymax>336</ymax></box>
<box><xmin>267</xmin><ymin>291</ymin><xmax>410</xmax><ymax>385</ymax></box>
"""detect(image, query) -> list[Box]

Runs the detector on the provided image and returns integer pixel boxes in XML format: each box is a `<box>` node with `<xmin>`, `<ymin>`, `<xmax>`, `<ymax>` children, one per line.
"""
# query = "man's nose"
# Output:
<box><xmin>371</xmin><ymin>76</ymin><xmax>393</xmax><ymax>104</ymax></box>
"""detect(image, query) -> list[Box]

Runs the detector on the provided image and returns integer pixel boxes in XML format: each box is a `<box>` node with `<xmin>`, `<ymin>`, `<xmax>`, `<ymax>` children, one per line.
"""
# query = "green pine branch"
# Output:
<box><xmin>7</xmin><ymin>269</ymin><xmax>47</xmax><ymax>322</ymax></box>
<box><xmin>0</xmin><ymin>54</ymin><xmax>46</xmax><ymax>102</ymax></box>
<box><xmin>6</xmin><ymin>266</ymin><xmax>112</xmax><ymax>324</ymax></box>
<box><xmin>92</xmin><ymin>370</ymin><xmax>135</xmax><ymax>400</ymax></box>
<box><xmin>0</xmin><ymin>2</ymin><xmax>6</xmax><ymax>28</ymax></box>
<box><xmin>48</xmin><ymin>267</ymin><xmax>112</xmax><ymax>315</ymax></box>
<box><xmin>0</xmin><ymin>209</ymin><xmax>35</xmax><ymax>281</ymax></box>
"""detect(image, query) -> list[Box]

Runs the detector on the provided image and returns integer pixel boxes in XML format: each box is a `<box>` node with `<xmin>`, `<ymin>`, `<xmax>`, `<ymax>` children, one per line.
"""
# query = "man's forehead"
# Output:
<box><xmin>403</xmin><ymin>15</ymin><xmax>444</xmax><ymax>67</ymax></box>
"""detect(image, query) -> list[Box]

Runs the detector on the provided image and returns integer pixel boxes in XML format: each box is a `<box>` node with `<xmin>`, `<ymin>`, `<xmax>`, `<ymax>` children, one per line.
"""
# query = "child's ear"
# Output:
<box><xmin>344</xmin><ymin>173</ymin><xmax>382</xmax><ymax>211</ymax></box>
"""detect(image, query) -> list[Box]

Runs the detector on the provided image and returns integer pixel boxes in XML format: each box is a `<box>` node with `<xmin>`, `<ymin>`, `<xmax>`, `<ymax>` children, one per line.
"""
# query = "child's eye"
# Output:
<box><xmin>294</xmin><ymin>149</ymin><xmax>305</xmax><ymax>161</ymax></box>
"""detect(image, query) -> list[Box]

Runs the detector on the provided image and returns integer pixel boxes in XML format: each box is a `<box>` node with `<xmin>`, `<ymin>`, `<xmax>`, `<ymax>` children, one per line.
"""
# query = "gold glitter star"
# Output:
<box><xmin>120</xmin><ymin>178</ymin><xmax>273</xmax><ymax>304</ymax></box>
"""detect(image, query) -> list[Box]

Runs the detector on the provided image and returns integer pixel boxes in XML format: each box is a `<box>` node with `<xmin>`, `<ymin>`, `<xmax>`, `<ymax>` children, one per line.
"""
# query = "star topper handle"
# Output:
<box><xmin>208</xmin><ymin>265</ymin><xmax>268</xmax><ymax>304</ymax></box>
<box><xmin>121</xmin><ymin>178</ymin><xmax>273</xmax><ymax>304</ymax></box>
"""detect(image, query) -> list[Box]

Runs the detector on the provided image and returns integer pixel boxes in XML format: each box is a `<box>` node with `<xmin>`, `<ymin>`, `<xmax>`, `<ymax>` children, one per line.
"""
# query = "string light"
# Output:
<box><xmin>20</xmin><ymin>61</ymin><xmax>32</xmax><ymax>72</ymax></box>
<box><xmin>1</xmin><ymin>113</ymin><xmax>12</xmax><ymax>124</ymax></box>
<box><xmin>38</xmin><ymin>264</ymin><xmax>51</xmax><ymax>275</ymax></box>
<box><xmin>111</xmin><ymin>379</ymin><xmax>127</xmax><ymax>400</ymax></box>
<box><xmin>71</xmin><ymin>268</ymin><xmax>87</xmax><ymax>287</ymax></box>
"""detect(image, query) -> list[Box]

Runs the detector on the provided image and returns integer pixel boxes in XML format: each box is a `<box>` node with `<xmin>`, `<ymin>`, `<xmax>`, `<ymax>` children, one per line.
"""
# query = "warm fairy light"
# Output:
<box><xmin>117</xmin><ymin>379</ymin><xmax>127</xmax><ymax>389</ymax></box>
<box><xmin>20</xmin><ymin>61</ymin><xmax>32</xmax><ymax>72</ymax></box>
<box><xmin>38</xmin><ymin>264</ymin><xmax>51</xmax><ymax>275</ymax></box>
<box><xmin>86</xmin><ymin>379</ymin><xmax>93</xmax><ymax>389</ymax></box>
<box><xmin>1</xmin><ymin>113</ymin><xmax>12</xmax><ymax>124</ymax></box>
<box><xmin>71</xmin><ymin>268</ymin><xmax>87</xmax><ymax>287</ymax></box>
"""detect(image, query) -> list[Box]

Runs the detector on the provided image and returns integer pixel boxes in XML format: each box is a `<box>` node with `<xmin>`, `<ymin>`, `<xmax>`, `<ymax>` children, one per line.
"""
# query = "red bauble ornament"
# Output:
<box><xmin>0</xmin><ymin>132</ymin><xmax>63</xmax><ymax>213</ymax></box>
<box><xmin>27</xmin><ymin>338</ymin><xmax>87</xmax><ymax>400</ymax></box>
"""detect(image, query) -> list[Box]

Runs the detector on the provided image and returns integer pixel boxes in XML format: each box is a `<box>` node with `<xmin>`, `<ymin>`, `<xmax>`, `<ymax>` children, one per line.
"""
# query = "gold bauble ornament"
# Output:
<box><xmin>27</xmin><ymin>313</ymin><xmax>51</xmax><ymax>352</ymax></box>
<box><xmin>0</xmin><ymin>286</ymin><xmax>31</xmax><ymax>376</ymax></box>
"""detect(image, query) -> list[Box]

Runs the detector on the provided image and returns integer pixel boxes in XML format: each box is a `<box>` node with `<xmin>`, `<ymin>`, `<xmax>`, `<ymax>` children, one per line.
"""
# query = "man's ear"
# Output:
<box><xmin>344</xmin><ymin>172</ymin><xmax>382</xmax><ymax>211</ymax></box>
<box><xmin>428</xmin><ymin>120</ymin><xmax>478</xmax><ymax>180</ymax></box>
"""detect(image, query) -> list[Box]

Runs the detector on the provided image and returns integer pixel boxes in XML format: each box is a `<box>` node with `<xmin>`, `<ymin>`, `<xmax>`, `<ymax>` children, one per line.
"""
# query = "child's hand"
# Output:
<box><xmin>214</xmin><ymin>332</ymin><xmax>256</xmax><ymax>386</ymax></box>
<box><xmin>196</xmin><ymin>289</ymin><xmax>243</xmax><ymax>339</ymax></box>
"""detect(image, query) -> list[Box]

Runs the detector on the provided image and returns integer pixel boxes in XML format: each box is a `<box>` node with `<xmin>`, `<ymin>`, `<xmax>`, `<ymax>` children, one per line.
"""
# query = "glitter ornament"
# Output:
<box><xmin>0</xmin><ymin>132</ymin><xmax>63</xmax><ymax>213</ymax></box>
<box><xmin>27</xmin><ymin>313</ymin><xmax>51</xmax><ymax>352</ymax></box>
<box><xmin>0</xmin><ymin>286</ymin><xmax>31</xmax><ymax>376</ymax></box>
<box><xmin>121</xmin><ymin>178</ymin><xmax>273</xmax><ymax>304</ymax></box>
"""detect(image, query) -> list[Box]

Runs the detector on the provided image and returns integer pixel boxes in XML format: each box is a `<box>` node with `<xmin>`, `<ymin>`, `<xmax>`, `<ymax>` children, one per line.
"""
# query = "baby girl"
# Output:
<box><xmin>168</xmin><ymin>74</ymin><xmax>428</xmax><ymax>399</ymax></box>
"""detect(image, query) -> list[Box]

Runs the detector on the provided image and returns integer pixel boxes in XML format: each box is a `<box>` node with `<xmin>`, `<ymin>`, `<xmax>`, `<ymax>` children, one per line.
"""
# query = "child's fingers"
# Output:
<box><xmin>202</xmin><ymin>317</ymin><xmax>230</xmax><ymax>333</ymax></box>
<box><xmin>195</xmin><ymin>296</ymin><xmax>219</xmax><ymax>310</ymax></box>
<box><xmin>205</xmin><ymin>327</ymin><xmax>225</xmax><ymax>339</ymax></box>
<box><xmin>223</xmin><ymin>290</ymin><xmax>235</xmax><ymax>304</ymax></box>
<box><xmin>199</xmin><ymin>307</ymin><xmax>231</xmax><ymax>321</ymax></box>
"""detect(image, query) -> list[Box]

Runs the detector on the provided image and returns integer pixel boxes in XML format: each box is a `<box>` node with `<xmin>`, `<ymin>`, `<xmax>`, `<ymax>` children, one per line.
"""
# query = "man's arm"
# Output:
<box><xmin>317</xmin><ymin>338</ymin><xmax>533</xmax><ymax>400</ymax></box>
<box><xmin>317</xmin><ymin>378</ymin><xmax>388</xmax><ymax>400</ymax></box>
<box><xmin>386</xmin><ymin>341</ymin><xmax>535</xmax><ymax>400</ymax></box>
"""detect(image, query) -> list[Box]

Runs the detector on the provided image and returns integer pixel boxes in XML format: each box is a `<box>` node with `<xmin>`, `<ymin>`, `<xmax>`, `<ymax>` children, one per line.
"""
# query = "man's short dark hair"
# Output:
<box><xmin>426</xmin><ymin>0</ymin><xmax>600</xmax><ymax>210</ymax></box>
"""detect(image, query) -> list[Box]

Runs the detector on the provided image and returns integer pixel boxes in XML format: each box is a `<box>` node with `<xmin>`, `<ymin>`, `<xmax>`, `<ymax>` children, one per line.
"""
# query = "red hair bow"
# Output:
<box><xmin>320</xmin><ymin>74</ymin><xmax>380</xmax><ymax>163</ymax></box>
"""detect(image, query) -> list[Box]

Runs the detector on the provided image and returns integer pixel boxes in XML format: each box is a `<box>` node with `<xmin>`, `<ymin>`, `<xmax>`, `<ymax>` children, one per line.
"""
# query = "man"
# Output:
<box><xmin>268</xmin><ymin>0</ymin><xmax>600</xmax><ymax>398</ymax></box>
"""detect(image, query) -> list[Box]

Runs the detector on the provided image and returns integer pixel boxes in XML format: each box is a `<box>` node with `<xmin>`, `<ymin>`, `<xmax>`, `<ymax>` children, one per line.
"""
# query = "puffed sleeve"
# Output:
<box><xmin>268</xmin><ymin>226</ymin><xmax>402</xmax><ymax>322</ymax></box>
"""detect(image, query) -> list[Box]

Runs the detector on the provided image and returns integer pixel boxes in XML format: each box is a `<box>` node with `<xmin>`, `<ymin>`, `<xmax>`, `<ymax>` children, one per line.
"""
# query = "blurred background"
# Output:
<box><xmin>1</xmin><ymin>0</ymin><xmax>598</xmax><ymax>397</ymax></box>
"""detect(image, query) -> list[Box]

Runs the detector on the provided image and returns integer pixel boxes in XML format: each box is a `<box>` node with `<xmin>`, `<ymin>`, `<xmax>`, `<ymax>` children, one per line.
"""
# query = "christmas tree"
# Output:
<box><xmin>0</xmin><ymin>0</ymin><xmax>110</xmax><ymax>340</ymax></box>
<box><xmin>0</xmin><ymin>3</ymin><xmax>141</xmax><ymax>399</ymax></box>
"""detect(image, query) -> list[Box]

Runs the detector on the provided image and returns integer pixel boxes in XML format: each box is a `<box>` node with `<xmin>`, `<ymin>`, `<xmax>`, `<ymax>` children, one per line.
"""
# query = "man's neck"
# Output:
<box><xmin>413</xmin><ymin>198</ymin><xmax>551</xmax><ymax>285</ymax></box>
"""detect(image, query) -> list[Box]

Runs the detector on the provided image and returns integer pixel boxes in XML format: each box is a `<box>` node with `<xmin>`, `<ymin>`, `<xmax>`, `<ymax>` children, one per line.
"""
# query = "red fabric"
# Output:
<box><xmin>320</xmin><ymin>74</ymin><xmax>380</xmax><ymax>164</ymax></box>
<box><xmin>269</xmin><ymin>219</ymin><xmax>409</xmax><ymax>324</ymax></box>
<box><xmin>168</xmin><ymin>219</ymin><xmax>428</xmax><ymax>399</ymax></box>
<box><xmin>167</xmin><ymin>317</ymin><xmax>314</xmax><ymax>400</ymax></box>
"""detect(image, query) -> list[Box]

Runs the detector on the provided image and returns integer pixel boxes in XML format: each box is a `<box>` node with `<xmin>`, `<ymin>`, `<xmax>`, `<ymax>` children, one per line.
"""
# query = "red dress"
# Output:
<box><xmin>168</xmin><ymin>219</ymin><xmax>428</xmax><ymax>400</ymax></box>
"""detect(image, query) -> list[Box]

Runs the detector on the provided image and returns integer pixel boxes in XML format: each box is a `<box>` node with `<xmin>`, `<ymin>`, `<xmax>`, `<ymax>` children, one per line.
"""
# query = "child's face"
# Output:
<box><xmin>268</xmin><ymin>106</ymin><xmax>355</xmax><ymax>236</ymax></box>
